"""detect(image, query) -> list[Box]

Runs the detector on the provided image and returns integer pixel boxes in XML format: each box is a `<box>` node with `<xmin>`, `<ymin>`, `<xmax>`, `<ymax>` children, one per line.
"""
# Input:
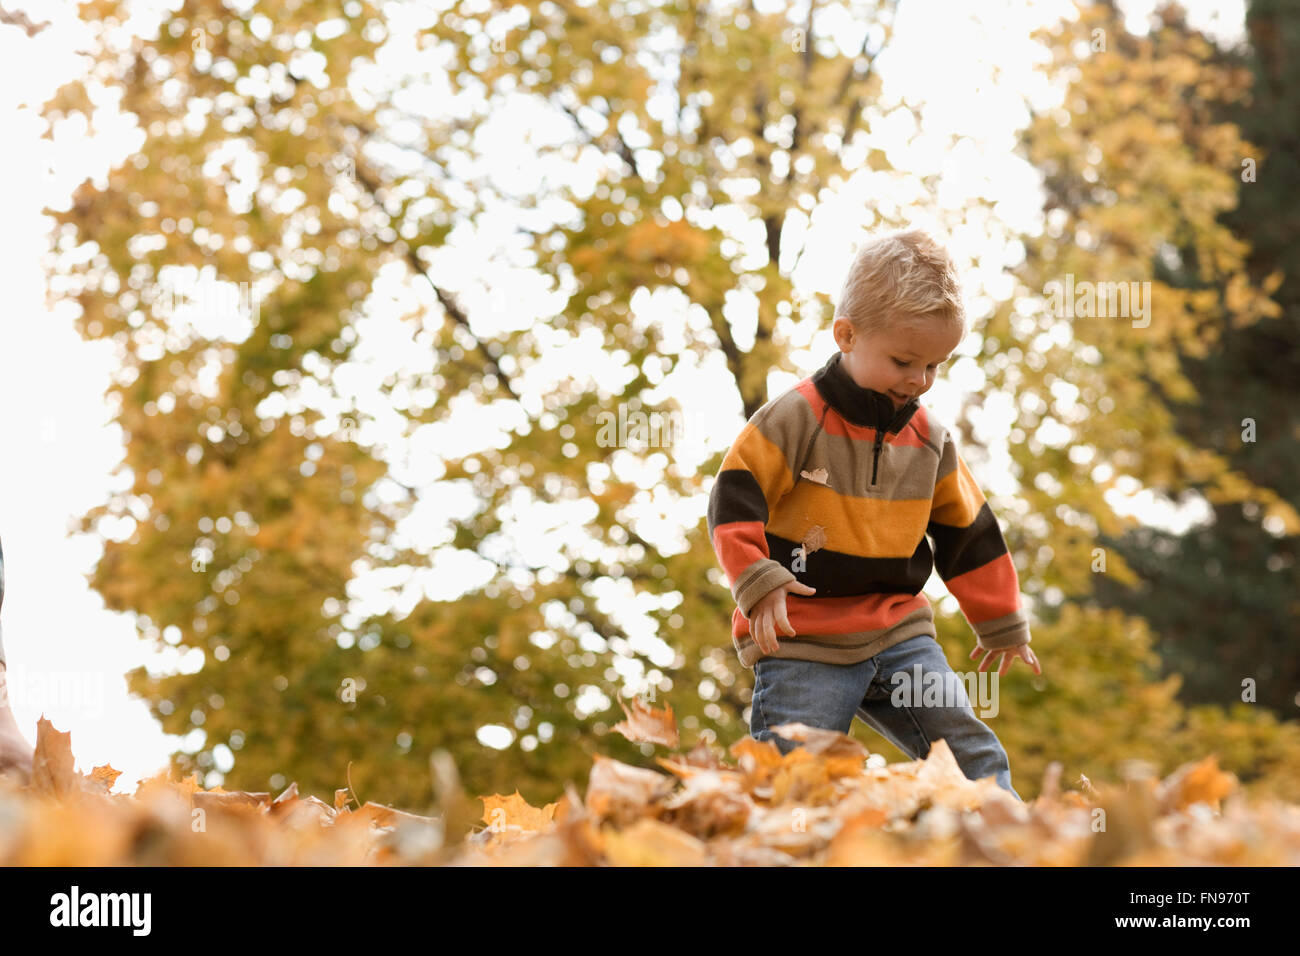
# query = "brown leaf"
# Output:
<box><xmin>610</xmin><ymin>693</ymin><xmax>679</xmax><ymax>748</ymax></box>
<box><xmin>192</xmin><ymin>788</ymin><xmax>274</xmax><ymax>814</ymax></box>
<box><xmin>800</xmin><ymin>525</ymin><xmax>827</xmax><ymax>557</ymax></box>
<box><xmin>658</xmin><ymin>770</ymin><xmax>754</xmax><ymax>839</ymax></box>
<box><xmin>656</xmin><ymin>738</ymin><xmax>728</xmax><ymax>779</ymax></box>
<box><xmin>768</xmin><ymin>722</ymin><xmax>868</xmax><ymax>760</ymax></box>
<box><xmin>352</xmin><ymin>800</ymin><xmax>442</xmax><ymax>832</ymax></box>
<box><xmin>28</xmin><ymin>717</ymin><xmax>79</xmax><ymax>801</ymax></box>
<box><xmin>584</xmin><ymin>754</ymin><xmax>676</xmax><ymax>826</ymax></box>
<box><xmin>275</xmin><ymin>794</ymin><xmax>338</xmax><ymax>830</ymax></box>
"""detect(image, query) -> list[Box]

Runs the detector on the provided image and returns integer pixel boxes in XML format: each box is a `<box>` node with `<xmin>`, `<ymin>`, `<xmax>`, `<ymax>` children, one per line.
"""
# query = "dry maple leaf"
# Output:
<box><xmin>800</xmin><ymin>467</ymin><xmax>830</xmax><ymax>486</ymax></box>
<box><xmin>728</xmin><ymin>736</ymin><xmax>785</xmax><ymax>791</ymax></box>
<box><xmin>1156</xmin><ymin>755</ymin><xmax>1238</xmax><ymax>813</ymax></box>
<box><xmin>584</xmin><ymin>754</ymin><xmax>676</xmax><ymax>827</ymax></box>
<box><xmin>192</xmin><ymin>788</ymin><xmax>273</xmax><ymax>814</ymax></box>
<box><xmin>352</xmin><ymin>801</ymin><xmax>442</xmax><ymax>833</ymax></box>
<box><xmin>799</xmin><ymin>525</ymin><xmax>827</xmax><ymax>559</ymax></box>
<box><xmin>610</xmin><ymin>693</ymin><xmax>679</xmax><ymax>748</ymax></box>
<box><xmin>768</xmin><ymin>722</ymin><xmax>868</xmax><ymax>759</ymax></box>
<box><xmin>656</xmin><ymin>738</ymin><xmax>726</xmax><ymax>779</ymax></box>
<box><xmin>769</xmin><ymin>754</ymin><xmax>838</xmax><ymax>806</ymax></box>
<box><xmin>914</xmin><ymin>738</ymin><xmax>1002</xmax><ymax>811</ymax></box>
<box><xmin>479</xmin><ymin>789</ymin><xmax>559</xmax><ymax>832</ymax></box>
<box><xmin>29</xmin><ymin>717</ymin><xmax>79</xmax><ymax>801</ymax></box>
<box><xmin>84</xmin><ymin>764</ymin><xmax>122</xmax><ymax>794</ymax></box>
<box><xmin>658</xmin><ymin>770</ymin><xmax>754</xmax><ymax>839</ymax></box>
<box><xmin>601</xmin><ymin>817</ymin><xmax>710</xmax><ymax>866</ymax></box>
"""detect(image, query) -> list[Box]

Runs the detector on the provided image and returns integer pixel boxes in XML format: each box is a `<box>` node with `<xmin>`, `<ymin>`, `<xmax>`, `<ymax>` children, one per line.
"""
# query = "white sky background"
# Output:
<box><xmin>0</xmin><ymin>0</ymin><xmax>1246</xmax><ymax>790</ymax></box>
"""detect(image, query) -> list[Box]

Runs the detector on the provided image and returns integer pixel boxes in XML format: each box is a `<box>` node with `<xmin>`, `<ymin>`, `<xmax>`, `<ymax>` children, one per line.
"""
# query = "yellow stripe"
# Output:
<box><xmin>767</xmin><ymin>483</ymin><xmax>933</xmax><ymax>557</ymax></box>
<box><xmin>720</xmin><ymin>422</ymin><xmax>793</xmax><ymax>511</ymax></box>
<box><xmin>930</xmin><ymin>456</ymin><xmax>985</xmax><ymax>528</ymax></box>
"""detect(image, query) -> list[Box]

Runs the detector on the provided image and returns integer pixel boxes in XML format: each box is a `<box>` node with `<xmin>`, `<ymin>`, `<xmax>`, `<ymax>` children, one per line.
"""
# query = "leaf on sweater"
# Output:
<box><xmin>800</xmin><ymin>467</ymin><xmax>830</xmax><ymax>486</ymax></box>
<box><xmin>611</xmin><ymin>692</ymin><xmax>680</xmax><ymax>748</ymax></box>
<box><xmin>800</xmin><ymin>525</ymin><xmax>827</xmax><ymax>558</ymax></box>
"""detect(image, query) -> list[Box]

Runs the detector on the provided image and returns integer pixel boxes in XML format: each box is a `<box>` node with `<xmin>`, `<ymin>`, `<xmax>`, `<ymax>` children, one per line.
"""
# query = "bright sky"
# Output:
<box><xmin>0</xmin><ymin>0</ymin><xmax>1246</xmax><ymax>791</ymax></box>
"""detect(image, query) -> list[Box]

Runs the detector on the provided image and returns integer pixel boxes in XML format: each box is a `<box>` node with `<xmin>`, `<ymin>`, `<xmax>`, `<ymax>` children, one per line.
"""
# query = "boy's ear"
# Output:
<box><xmin>831</xmin><ymin>316</ymin><xmax>852</xmax><ymax>350</ymax></box>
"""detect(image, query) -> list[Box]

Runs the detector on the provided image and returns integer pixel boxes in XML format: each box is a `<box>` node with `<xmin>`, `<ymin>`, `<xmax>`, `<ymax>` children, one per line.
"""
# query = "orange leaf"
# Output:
<box><xmin>610</xmin><ymin>693</ymin><xmax>679</xmax><ymax>748</ymax></box>
<box><xmin>86</xmin><ymin>764</ymin><xmax>122</xmax><ymax>793</ymax></box>
<box><xmin>29</xmin><ymin>717</ymin><xmax>79</xmax><ymax>801</ymax></box>
<box><xmin>1157</xmin><ymin>755</ymin><xmax>1237</xmax><ymax>812</ymax></box>
<box><xmin>479</xmin><ymin>790</ymin><xmax>559</xmax><ymax>832</ymax></box>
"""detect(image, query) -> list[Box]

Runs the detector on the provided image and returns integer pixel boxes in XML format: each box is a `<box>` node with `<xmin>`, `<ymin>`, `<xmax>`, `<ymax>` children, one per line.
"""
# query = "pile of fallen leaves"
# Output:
<box><xmin>3</xmin><ymin>700</ymin><xmax>1299</xmax><ymax>866</ymax></box>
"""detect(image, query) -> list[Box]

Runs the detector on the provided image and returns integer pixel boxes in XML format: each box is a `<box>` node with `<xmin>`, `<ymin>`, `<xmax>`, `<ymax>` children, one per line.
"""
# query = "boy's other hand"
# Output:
<box><xmin>749</xmin><ymin>580</ymin><xmax>816</xmax><ymax>656</ymax></box>
<box><xmin>970</xmin><ymin>642</ymin><xmax>1042</xmax><ymax>677</ymax></box>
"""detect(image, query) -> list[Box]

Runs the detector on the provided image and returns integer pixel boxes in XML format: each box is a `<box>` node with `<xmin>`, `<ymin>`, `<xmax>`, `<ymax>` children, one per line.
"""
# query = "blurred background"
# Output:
<box><xmin>1</xmin><ymin>0</ymin><xmax>1297</xmax><ymax>810</ymax></box>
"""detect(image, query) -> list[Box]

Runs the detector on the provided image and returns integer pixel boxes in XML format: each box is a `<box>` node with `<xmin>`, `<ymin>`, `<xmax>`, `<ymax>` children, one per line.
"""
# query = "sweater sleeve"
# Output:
<box><xmin>706</xmin><ymin>400</ymin><xmax>801</xmax><ymax>619</ymax></box>
<box><xmin>926</xmin><ymin>428</ymin><xmax>1031</xmax><ymax>650</ymax></box>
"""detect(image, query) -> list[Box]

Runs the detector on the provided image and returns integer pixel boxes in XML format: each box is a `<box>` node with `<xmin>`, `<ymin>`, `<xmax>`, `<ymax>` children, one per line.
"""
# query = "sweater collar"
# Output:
<box><xmin>812</xmin><ymin>351</ymin><xmax>920</xmax><ymax>432</ymax></box>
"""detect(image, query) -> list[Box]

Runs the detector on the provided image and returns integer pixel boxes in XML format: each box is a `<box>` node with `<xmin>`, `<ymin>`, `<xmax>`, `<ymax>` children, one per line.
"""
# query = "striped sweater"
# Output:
<box><xmin>707</xmin><ymin>350</ymin><xmax>1031</xmax><ymax>669</ymax></box>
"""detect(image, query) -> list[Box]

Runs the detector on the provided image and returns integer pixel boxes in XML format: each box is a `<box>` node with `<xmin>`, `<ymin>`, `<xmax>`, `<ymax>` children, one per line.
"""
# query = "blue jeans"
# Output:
<box><xmin>749</xmin><ymin>634</ymin><xmax>1022</xmax><ymax>800</ymax></box>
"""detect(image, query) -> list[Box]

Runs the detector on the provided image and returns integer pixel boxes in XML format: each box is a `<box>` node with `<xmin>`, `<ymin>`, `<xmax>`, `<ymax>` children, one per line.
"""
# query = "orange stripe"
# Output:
<box><xmin>732</xmin><ymin>592</ymin><xmax>931</xmax><ymax>637</ymax></box>
<box><xmin>712</xmin><ymin>521</ymin><xmax>771</xmax><ymax>581</ymax></box>
<box><xmin>942</xmin><ymin>552</ymin><xmax>1021</xmax><ymax>622</ymax></box>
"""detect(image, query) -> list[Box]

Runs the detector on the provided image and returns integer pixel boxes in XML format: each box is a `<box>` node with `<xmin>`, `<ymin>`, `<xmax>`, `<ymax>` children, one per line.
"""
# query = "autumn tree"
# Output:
<box><xmin>1084</xmin><ymin>0</ymin><xmax>1300</xmax><ymax>718</ymax></box>
<box><xmin>46</xmin><ymin>0</ymin><xmax>931</xmax><ymax>808</ymax></box>
<box><xmin>954</xmin><ymin>0</ymin><xmax>1300</xmax><ymax>798</ymax></box>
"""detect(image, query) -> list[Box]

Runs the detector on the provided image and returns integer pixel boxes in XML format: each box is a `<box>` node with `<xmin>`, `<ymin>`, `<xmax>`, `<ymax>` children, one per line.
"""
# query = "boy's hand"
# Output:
<box><xmin>748</xmin><ymin>580</ymin><xmax>817</xmax><ymax>656</ymax></box>
<box><xmin>970</xmin><ymin>641</ymin><xmax>1042</xmax><ymax>677</ymax></box>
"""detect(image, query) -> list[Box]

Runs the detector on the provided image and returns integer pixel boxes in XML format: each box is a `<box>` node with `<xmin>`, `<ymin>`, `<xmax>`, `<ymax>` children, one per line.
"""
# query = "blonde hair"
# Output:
<box><xmin>835</xmin><ymin>229</ymin><xmax>966</xmax><ymax>340</ymax></box>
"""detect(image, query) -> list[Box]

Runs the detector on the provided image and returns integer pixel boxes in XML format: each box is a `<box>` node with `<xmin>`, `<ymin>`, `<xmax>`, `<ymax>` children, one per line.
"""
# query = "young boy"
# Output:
<box><xmin>707</xmin><ymin>229</ymin><xmax>1041</xmax><ymax>800</ymax></box>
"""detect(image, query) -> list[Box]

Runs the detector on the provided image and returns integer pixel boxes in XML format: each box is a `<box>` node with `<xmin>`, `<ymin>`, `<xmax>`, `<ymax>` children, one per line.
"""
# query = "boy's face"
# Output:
<box><xmin>832</xmin><ymin>316</ymin><xmax>961</xmax><ymax>409</ymax></box>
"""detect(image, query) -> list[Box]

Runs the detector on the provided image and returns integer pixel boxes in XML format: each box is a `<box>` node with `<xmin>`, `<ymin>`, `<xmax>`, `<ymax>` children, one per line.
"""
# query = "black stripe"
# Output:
<box><xmin>708</xmin><ymin>469</ymin><xmax>771</xmax><ymax>532</ymax></box>
<box><xmin>927</xmin><ymin>502</ymin><xmax>1008</xmax><ymax>579</ymax></box>
<box><xmin>765</xmin><ymin>533</ymin><xmax>933</xmax><ymax>597</ymax></box>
